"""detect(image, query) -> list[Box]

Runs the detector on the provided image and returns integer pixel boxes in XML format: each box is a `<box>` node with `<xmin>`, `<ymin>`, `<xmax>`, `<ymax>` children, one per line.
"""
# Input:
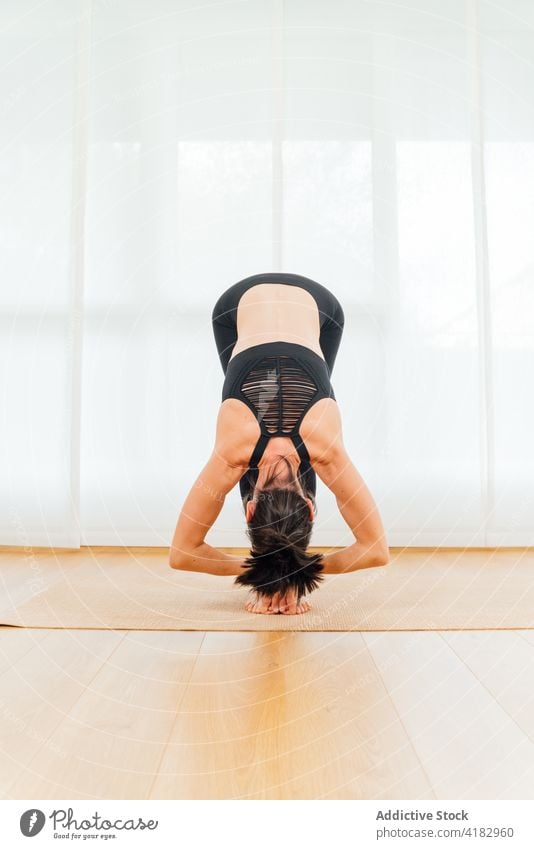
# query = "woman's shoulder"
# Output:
<box><xmin>214</xmin><ymin>399</ymin><xmax>259</xmax><ymax>468</ymax></box>
<box><xmin>300</xmin><ymin>398</ymin><xmax>344</xmax><ymax>466</ymax></box>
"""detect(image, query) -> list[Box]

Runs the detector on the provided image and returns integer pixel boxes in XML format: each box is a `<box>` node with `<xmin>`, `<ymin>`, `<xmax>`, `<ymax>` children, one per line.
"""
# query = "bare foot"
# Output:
<box><xmin>245</xmin><ymin>588</ymin><xmax>311</xmax><ymax>615</ymax></box>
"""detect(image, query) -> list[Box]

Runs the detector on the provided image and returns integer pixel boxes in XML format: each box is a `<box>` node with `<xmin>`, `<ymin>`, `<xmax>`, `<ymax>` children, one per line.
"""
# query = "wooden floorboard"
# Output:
<box><xmin>0</xmin><ymin>629</ymin><xmax>123</xmax><ymax>797</ymax></box>
<box><xmin>362</xmin><ymin>631</ymin><xmax>534</xmax><ymax>799</ymax></box>
<box><xmin>7</xmin><ymin>632</ymin><xmax>204</xmax><ymax>799</ymax></box>
<box><xmin>150</xmin><ymin>632</ymin><xmax>434</xmax><ymax>800</ymax></box>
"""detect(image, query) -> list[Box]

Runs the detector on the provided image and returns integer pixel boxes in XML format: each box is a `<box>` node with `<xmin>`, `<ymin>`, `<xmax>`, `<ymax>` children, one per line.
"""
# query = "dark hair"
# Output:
<box><xmin>235</xmin><ymin>458</ymin><xmax>324</xmax><ymax>599</ymax></box>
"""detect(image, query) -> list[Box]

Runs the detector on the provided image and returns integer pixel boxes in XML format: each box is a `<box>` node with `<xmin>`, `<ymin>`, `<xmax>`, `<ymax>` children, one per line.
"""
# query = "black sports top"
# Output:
<box><xmin>221</xmin><ymin>341</ymin><xmax>336</xmax><ymax>501</ymax></box>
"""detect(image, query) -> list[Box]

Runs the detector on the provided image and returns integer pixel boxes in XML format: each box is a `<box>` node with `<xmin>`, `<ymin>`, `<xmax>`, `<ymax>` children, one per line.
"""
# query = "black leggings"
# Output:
<box><xmin>212</xmin><ymin>272</ymin><xmax>345</xmax><ymax>375</ymax></box>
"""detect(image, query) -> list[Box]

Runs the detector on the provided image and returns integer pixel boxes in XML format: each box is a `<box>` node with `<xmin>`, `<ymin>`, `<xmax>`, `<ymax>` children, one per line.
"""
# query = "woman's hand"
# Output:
<box><xmin>245</xmin><ymin>588</ymin><xmax>311</xmax><ymax>615</ymax></box>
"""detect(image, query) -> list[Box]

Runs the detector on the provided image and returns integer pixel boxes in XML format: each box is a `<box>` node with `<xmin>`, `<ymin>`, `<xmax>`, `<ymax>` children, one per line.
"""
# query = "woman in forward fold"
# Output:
<box><xmin>169</xmin><ymin>272</ymin><xmax>390</xmax><ymax>615</ymax></box>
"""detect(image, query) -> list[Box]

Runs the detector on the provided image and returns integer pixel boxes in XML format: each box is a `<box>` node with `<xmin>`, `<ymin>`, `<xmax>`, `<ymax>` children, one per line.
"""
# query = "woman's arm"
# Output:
<box><xmin>315</xmin><ymin>447</ymin><xmax>390</xmax><ymax>574</ymax></box>
<box><xmin>308</xmin><ymin>404</ymin><xmax>390</xmax><ymax>574</ymax></box>
<box><xmin>169</xmin><ymin>406</ymin><xmax>250</xmax><ymax>576</ymax></box>
<box><xmin>171</xmin><ymin>537</ymin><xmax>245</xmax><ymax>577</ymax></box>
<box><xmin>169</xmin><ymin>450</ymin><xmax>246</xmax><ymax>575</ymax></box>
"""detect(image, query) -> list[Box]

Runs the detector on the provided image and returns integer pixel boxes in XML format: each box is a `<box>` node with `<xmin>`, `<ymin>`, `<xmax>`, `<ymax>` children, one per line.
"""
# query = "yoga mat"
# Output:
<box><xmin>1</xmin><ymin>549</ymin><xmax>533</xmax><ymax>630</ymax></box>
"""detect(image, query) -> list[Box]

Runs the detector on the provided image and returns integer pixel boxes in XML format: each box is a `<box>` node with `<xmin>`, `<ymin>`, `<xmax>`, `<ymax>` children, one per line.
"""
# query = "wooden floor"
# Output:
<box><xmin>1</xmin><ymin>548</ymin><xmax>534</xmax><ymax>799</ymax></box>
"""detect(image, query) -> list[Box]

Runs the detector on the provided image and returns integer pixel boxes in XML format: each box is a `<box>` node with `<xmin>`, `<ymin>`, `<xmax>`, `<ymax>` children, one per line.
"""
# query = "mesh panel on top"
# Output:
<box><xmin>239</xmin><ymin>355</ymin><xmax>318</xmax><ymax>434</ymax></box>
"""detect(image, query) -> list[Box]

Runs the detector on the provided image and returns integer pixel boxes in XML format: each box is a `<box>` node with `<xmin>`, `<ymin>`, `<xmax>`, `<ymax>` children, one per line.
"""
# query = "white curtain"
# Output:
<box><xmin>1</xmin><ymin>0</ymin><xmax>533</xmax><ymax>548</ymax></box>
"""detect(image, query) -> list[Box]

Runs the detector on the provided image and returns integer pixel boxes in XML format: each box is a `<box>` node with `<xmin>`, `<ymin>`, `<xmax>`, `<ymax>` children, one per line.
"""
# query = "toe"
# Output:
<box><xmin>269</xmin><ymin>591</ymin><xmax>281</xmax><ymax>614</ymax></box>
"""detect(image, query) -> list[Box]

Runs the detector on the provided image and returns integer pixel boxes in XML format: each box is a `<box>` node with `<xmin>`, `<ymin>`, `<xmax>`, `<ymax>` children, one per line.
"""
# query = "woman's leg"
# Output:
<box><xmin>318</xmin><ymin>293</ymin><xmax>345</xmax><ymax>375</ymax></box>
<box><xmin>211</xmin><ymin>288</ymin><xmax>240</xmax><ymax>374</ymax></box>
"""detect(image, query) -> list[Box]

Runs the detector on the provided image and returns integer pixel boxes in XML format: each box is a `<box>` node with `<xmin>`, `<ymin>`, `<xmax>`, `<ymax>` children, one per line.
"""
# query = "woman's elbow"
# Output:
<box><xmin>366</xmin><ymin>540</ymin><xmax>391</xmax><ymax>568</ymax></box>
<box><xmin>169</xmin><ymin>546</ymin><xmax>187</xmax><ymax>570</ymax></box>
<box><xmin>374</xmin><ymin>547</ymin><xmax>391</xmax><ymax>567</ymax></box>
